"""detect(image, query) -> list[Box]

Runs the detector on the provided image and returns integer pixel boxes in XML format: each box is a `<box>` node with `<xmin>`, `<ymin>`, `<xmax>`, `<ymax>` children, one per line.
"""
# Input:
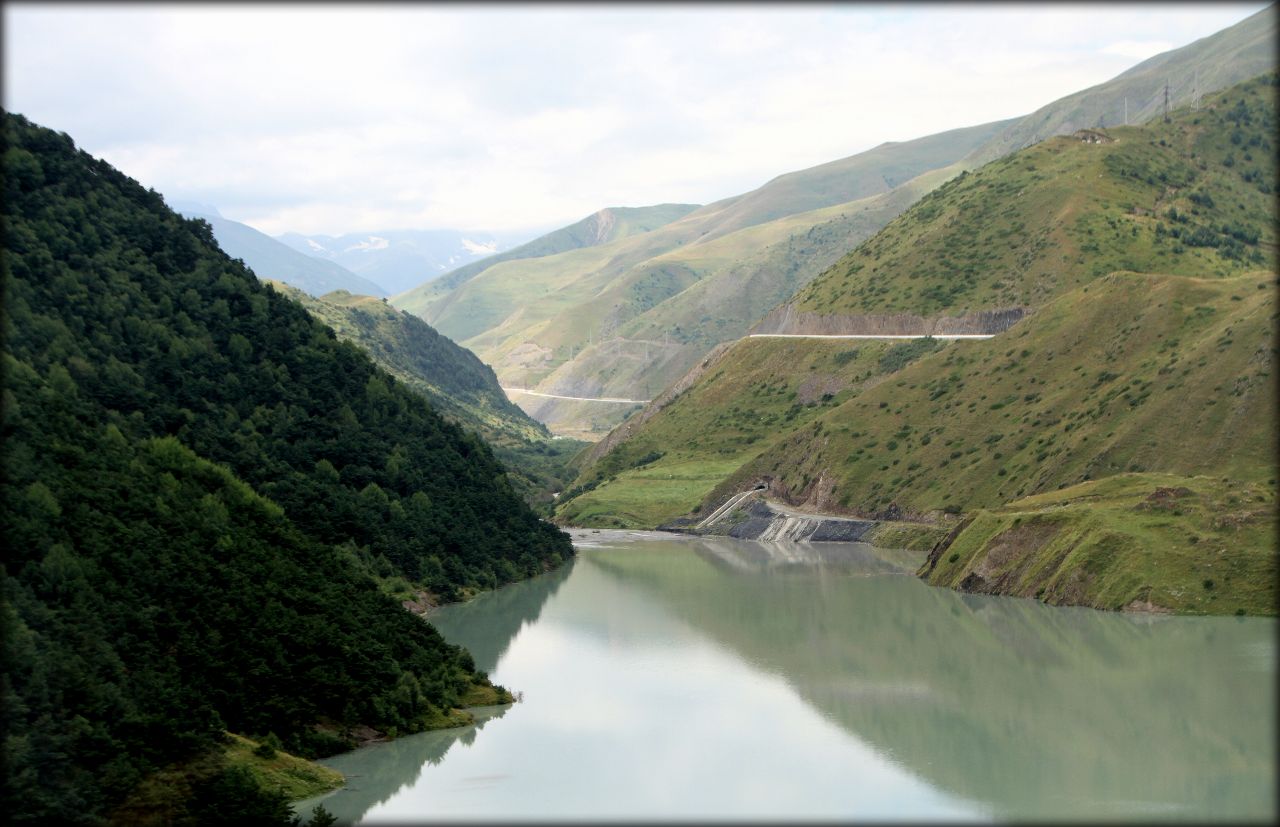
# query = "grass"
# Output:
<box><xmin>864</xmin><ymin>521</ymin><xmax>950</xmax><ymax>551</ymax></box>
<box><xmin>789</xmin><ymin>75</ymin><xmax>1276</xmax><ymax>319</ymax></box>
<box><xmin>108</xmin><ymin>733</ymin><xmax>346</xmax><ymax>823</ymax></box>
<box><xmin>555</xmin><ymin>336</ymin><xmax>946</xmax><ymax>527</ymax></box>
<box><xmin>923</xmin><ymin>473</ymin><xmax>1278</xmax><ymax>616</ymax></box>
<box><xmin>391</xmin><ymin>203</ymin><xmax>701</xmax><ymax>318</ymax></box>
<box><xmin>452</xmin><ymin>178</ymin><xmax>964</xmax><ymax>440</ymax></box>
<box><xmin>723</xmin><ymin>271</ymin><xmax>1275</xmax><ymax>518</ymax></box>
<box><xmin>557</xmin><ymin>458</ymin><xmax>742</xmax><ymax>528</ymax></box>
<box><xmin>223</xmin><ymin>733</ymin><xmax>345</xmax><ymax>801</ymax></box>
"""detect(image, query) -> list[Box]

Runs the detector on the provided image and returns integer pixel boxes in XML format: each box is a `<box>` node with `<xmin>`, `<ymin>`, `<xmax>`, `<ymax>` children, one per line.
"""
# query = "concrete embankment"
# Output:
<box><xmin>663</xmin><ymin>496</ymin><xmax>876</xmax><ymax>543</ymax></box>
<box><xmin>749</xmin><ymin>305</ymin><xmax>1027</xmax><ymax>336</ymax></box>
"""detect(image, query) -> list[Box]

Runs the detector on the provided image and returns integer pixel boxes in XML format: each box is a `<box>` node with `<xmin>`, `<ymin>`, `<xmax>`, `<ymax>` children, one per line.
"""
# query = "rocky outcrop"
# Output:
<box><xmin>749</xmin><ymin>305</ymin><xmax>1027</xmax><ymax>336</ymax></box>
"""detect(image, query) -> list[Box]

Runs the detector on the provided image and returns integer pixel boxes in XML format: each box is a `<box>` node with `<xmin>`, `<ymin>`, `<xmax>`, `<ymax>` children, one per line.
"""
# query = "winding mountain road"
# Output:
<box><xmin>747</xmin><ymin>333</ymin><xmax>995</xmax><ymax>340</ymax></box>
<box><xmin>503</xmin><ymin>332</ymin><xmax>996</xmax><ymax>405</ymax></box>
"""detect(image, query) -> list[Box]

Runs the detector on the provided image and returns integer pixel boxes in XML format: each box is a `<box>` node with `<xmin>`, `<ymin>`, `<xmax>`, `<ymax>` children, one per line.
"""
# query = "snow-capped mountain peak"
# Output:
<box><xmin>461</xmin><ymin>238</ymin><xmax>498</xmax><ymax>256</ymax></box>
<box><xmin>344</xmin><ymin>236</ymin><xmax>390</xmax><ymax>253</ymax></box>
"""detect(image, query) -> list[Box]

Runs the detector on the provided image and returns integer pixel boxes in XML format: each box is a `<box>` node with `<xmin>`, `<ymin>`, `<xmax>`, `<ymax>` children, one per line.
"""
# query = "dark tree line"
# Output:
<box><xmin>0</xmin><ymin>111</ymin><xmax>573</xmax><ymax>823</ymax></box>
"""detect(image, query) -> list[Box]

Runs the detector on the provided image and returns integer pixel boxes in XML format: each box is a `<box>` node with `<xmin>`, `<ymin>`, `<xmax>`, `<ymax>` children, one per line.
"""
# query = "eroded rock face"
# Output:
<box><xmin>1123</xmin><ymin>598</ymin><xmax>1174</xmax><ymax>614</ymax></box>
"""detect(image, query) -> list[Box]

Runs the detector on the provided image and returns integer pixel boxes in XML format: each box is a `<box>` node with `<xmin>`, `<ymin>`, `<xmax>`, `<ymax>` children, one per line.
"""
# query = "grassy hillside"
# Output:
<box><xmin>967</xmin><ymin>5</ymin><xmax>1277</xmax><ymax>165</ymax></box>
<box><xmin>277</xmin><ymin>284</ymin><xmax>585</xmax><ymax>512</ymax></box>
<box><xmin>728</xmin><ymin>271</ymin><xmax>1275</xmax><ymax>516</ymax></box>
<box><xmin>392</xmin><ymin>203</ymin><xmax>701</xmax><ymax>318</ymax></box>
<box><xmin>561</xmin><ymin>270</ymin><xmax>1275</xmax><ymax>534</ymax></box>
<box><xmin>559</xmin><ymin>77</ymin><xmax>1276</xmax><ymax>614</ymax></box>
<box><xmin>786</xmin><ymin>75</ymin><xmax>1275</xmax><ymax>322</ymax></box>
<box><xmin>920</xmin><ymin>473</ymin><xmax>1276</xmax><ymax>617</ymax></box>
<box><xmin>555</xmin><ymin>335</ymin><xmax>946</xmax><ymax>528</ymax></box>
<box><xmin>184</xmin><ymin>211</ymin><xmax>388</xmax><ymax>297</ymax></box>
<box><xmin>561</xmin><ymin>275</ymin><xmax>1277</xmax><ymax>615</ymax></box>
<box><xmin>512</xmin><ymin>164</ymin><xmax>968</xmax><ymax>426</ymax></box>
<box><xmin>695</xmin><ymin>119</ymin><xmax>1014</xmax><ymax>238</ymax></box>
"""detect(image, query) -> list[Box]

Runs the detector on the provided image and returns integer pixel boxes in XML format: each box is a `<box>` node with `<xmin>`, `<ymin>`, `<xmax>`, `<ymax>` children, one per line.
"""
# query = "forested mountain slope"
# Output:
<box><xmin>0</xmin><ymin>111</ymin><xmax>572</xmax><ymax>823</ymax></box>
<box><xmin>280</xmin><ymin>287</ymin><xmax>543</xmax><ymax>442</ymax></box>
<box><xmin>278</xmin><ymin>285</ymin><xmax>585</xmax><ymax>511</ymax></box>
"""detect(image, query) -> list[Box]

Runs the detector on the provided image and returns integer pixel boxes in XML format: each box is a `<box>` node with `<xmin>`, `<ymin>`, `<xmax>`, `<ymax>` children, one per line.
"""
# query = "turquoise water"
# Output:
<box><xmin>296</xmin><ymin>530</ymin><xmax>1276</xmax><ymax>822</ymax></box>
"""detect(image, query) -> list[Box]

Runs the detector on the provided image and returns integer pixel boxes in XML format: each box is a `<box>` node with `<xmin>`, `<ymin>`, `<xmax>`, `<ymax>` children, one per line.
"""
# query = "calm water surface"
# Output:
<box><xmin>296</xmin><ymin>530</ymin><xmax>1276</xmax><ymax>823</ymax></box>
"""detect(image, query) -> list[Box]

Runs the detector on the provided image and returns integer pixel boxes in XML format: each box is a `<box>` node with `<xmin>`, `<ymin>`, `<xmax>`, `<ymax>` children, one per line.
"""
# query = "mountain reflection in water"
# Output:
<box><xmin>296</xmin><ymin>531</ymin><xmax>1275</xmax><ymax>823</ymax></box>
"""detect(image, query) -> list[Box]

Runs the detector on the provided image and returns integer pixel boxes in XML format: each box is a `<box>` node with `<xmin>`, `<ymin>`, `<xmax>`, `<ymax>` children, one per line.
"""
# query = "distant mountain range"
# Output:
<box><xmin>394</xmin><ymin>203</ymin><xmax>702</xmax><ymax>313</ymax></box>
<box><xmin>170</xmin><ymin>202</ymin><xmax>389</xmax><ymax>297</ymax></box>
<box><xmin>277</xmin><ymin>228</ymin><xmax>539</xmax><ymax>296</ymax></box>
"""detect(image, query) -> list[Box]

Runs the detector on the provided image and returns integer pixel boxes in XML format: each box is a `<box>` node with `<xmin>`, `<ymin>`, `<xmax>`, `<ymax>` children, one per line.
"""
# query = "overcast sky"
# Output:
<box><xmin>3</xmin><ymin>3</ymin><xmax>1269</xmax><ymax>238</ymax></box>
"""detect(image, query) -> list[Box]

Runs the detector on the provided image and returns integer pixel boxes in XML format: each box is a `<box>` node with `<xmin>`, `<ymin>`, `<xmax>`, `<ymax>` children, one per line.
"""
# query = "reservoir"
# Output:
<box><xmin>295</xmin><ymin>529</ymin><xmax>1276</xmax><ymax>822</ymax></box>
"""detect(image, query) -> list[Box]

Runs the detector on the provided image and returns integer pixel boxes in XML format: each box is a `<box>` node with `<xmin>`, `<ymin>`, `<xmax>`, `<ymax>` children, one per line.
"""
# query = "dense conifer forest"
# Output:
<box><xmin>0</xmin><ymin>111</ymin><xmax>573</xmax><ymax>823</ymax></box>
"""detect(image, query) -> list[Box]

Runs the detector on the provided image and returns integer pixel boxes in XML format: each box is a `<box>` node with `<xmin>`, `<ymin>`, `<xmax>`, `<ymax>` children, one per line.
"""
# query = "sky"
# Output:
<box><xmin>3</xmin><ymin>3</ymin><xmax>1270</xmax><ymax>239</ymax></box>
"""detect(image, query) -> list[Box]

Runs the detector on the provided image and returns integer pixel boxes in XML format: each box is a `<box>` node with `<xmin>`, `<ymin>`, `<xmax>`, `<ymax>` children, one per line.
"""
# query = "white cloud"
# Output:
<box><xmin>3</xmin><ymin>3</ymin><xmax>1269</xmax><ymax>236</ymax></box>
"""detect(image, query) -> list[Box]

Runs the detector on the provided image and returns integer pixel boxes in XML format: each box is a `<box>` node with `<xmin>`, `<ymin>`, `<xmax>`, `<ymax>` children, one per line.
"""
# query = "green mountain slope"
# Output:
<box><xmin>783</xmin><ymin>73</ymin><xmax>1276</xmax><ymax>322</ymax></box>
<box><xmin>277</xmin><ymin>285</ymin><xmax>586</xmax><ymax>511</ymax></box>
<box><xmin>0</xmin><ymin>111</ymin><xmax>572</xmax><ymax>822</ymax></box>
<box><xmin>406</xmin><ymin>119</ymin><xmax>1008</xmax><ymax>436</ymax></box>
<box><xmin>279</xmin><ymin>286</ymin><xmax>544</xmax><ymax>441</ymax></box>
<box><xmin>557</xmin><ymin>76</ymin><xmax>1277</xmax><ymax>614</ymax></box>
<box><xmin>694</xmin><ymin>120</ymin><xmax>1016</xmax><ymax>238</ymax></box>
<box><xmin>731</xmin><ymin>271</ymin><xmax>1275</xmax><ymax>517</ymax></box>
<box><xmin>182</xmin><ymin>209</ymin><xmax>389</xmax><ymax>297</ymax></box>
<box><xmin>392</xmin><ymin>203</ymin><xmax>701</xmax><ymax>318</ymax></box>
<box><xmin>966</xmin><ymin>4</ymin><xmax>1277</xmax><ymax>166</ymax></box>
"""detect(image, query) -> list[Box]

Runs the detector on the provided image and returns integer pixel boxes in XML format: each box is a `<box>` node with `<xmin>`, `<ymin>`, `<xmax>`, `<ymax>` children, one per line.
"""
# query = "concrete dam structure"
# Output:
<box><xmin>664</xmin><ymin>494</ymin><xmax>877</xmax><ymax>543</ymax></box>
